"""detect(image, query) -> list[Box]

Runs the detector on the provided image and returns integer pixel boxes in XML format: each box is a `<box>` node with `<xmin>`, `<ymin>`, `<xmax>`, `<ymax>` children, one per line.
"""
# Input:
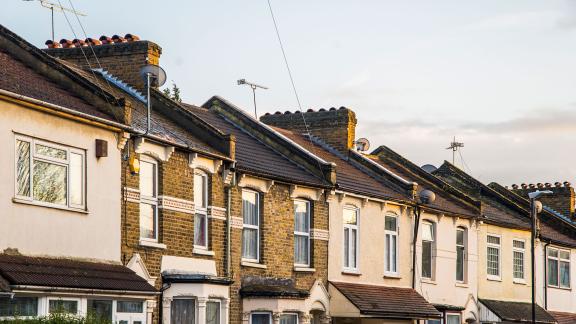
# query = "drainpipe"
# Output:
<box><xmin>226</xmin><ymin>185</ymin><xmax>232</xmax><ymax>277</ymax></box>
<box><xmin>544</xmin><ymin>241</ymin><xmax>550</xmax><ymax>309</ymax></box>
<box><xmin>412</xmin><ymin>206</ymin><xmax>421</xmax><ymax>289</ymax></box>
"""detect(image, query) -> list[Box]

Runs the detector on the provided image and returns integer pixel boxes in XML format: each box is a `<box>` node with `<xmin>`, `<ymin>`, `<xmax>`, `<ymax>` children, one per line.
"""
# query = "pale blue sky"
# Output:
<box><xmin>3</xmin><ymin>1</ymin><xmax>576</xmax><ymax>185</ymax></box>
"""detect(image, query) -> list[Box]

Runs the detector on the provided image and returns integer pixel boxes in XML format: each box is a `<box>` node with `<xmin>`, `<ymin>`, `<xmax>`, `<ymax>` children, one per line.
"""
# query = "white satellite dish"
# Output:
<box><xmin>355</xmin><ymin>138</ymin><xmax>370</xmax><ymax>152</ymax></box>
<box><xmin>140</xmin><ymin>64</ymin><xmax>167</xmax><ymax>87</ymax></box>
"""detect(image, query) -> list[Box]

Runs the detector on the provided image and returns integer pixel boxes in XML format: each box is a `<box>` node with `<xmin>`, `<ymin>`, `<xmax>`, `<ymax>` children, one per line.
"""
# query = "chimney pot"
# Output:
<box><xmin>319</xmin><ymin>108</ymin><xmax>326</xmax><ymax>112</ymax></box>
<box><xmin>537</xmin><ymin>183</ymin><xmax>544</xmax><ymax>188</ymax></box>
<box><xmin>306</xmin><ymin>109</ymin><xmax>314</xmax><ymax>112</ymax></box>
<box><xmin>99</xmin><ymin>35</ymin><xmax>113</xmax><ymax>44</ymax></box>
<box><xmin>274</xmin><ymin>111</ymin><xmax>282</xmax><ymax>115</ymax></box>
<box><xmin>284</xmin><ymin>111</ymin><xmax>291</xmax><ymax>114</ymax></box>
<box><xmin>545</xmin><ymin>183</ymin><xmax>552</xmax><ymax>188</ymax></box>
<box><xmin>59</xmin><ymin>39</ymin><xmax>74</xmax><ymax>48</ymax></box>
<box><xmin>564</xmin><ymin>181</ymin><xmax>571</xmax><ymax>187</ymax></box>
<box><xmin>521</xmin><ymin>183</ymin><xmax>527</xmax><ymax>189</ymax></box>
<box><xmin>329</xmin><ymin>107</ymin><xmax>336</xmax><ymax>111</ymax></box>
<box><xmin>512</xmin><ymin>184</ymin><xmax>519</xmax><ymax>189</ymax></box>
<box><xmin>85</xmin><ymin>38</ymin><xmax>102</xmax><ymax>46</ymax></box>
<box><xmin>555</xmin><ymin>182</ymin><xmax>562</xmax><ymax>187</ymax></box>
<box><xmin>72</xmin><ymin>39</ymin><xmax>85</xmax><ymax>47</ymax></box>
<box><xmin>529</xmin><ymin>184</ymin><xmax>536</xmax><ymax>189</ymax></box>
<box><xmin>125</xmin><ymin>34</ymin><xmax>140</xmax><ymax>41</ymax></box>
<box><xmin>111</xmin><ymin>35</ymin><xmax>126</xmax><ymax>43</ymax></box>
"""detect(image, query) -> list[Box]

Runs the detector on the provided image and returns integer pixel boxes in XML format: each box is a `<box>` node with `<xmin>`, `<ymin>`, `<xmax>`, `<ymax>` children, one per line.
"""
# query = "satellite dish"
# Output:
<box><xmin>355</xmin><ymin>138</ymin><xmax>370</xmax><ymax>152</ymax></box>
<box><xmin>421</xmin><ymin>164</ymin><xmax>438</xmax><ymax>173</ymax></box>
<box><xmin>139</xmin><ymin>64</ymin><xmax>167</xmax><ymax>87</ymax></box>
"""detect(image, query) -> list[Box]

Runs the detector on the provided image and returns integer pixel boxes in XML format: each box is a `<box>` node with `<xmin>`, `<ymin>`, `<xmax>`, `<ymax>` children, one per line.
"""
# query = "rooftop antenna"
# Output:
<box><xmin>237</xmin><ymin>78</ymin><xmax>268</xmax><ymax>119</ymax></box>
<box><xmin>139</xmin><ymin>64</ymin><xmax>167</xmax><ymax>135</ymax></box>
<box><xmin>446</xmin><ymin>136</ymin><xmax>464</xmax><ymax>165</ymax></box>
<box><xmin>23</xmin><ymin>0</ymin><xmax>86</xmax><ymax>41</ymax></box>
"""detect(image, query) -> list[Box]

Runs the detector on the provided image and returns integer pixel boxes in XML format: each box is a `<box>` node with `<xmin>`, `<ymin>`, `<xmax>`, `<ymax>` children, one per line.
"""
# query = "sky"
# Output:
<box><xmin>2</xmin><ymin>0</ymin><xmax>576</xmax><ymax>185</ymax></box>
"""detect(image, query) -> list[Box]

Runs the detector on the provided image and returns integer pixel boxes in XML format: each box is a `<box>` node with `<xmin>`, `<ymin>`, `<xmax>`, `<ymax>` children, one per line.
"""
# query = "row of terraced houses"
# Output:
<box><xmin>1</xmin><ymin>25</ymin><xmax>576</xmax><ymax>324</ymax></box>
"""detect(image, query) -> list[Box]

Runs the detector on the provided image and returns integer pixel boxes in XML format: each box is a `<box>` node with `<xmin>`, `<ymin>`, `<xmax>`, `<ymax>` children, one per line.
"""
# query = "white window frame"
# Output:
<box><xmin>206</xmin><ymin>299</ymin><xmax>221</xmax><ymax>324</ymax></box>
<box><xmin>384</xmin><ymin>213</ymin><xmax>399</xmax><ymax>275</ymax></box>
<box><xmin>280</xmin><ymin>313</ymin><xmax>299</xmax><ymax>324</ymax></box>
<box><xmin>547</xmin><ymin>246</ymin><xmax>571</xmax><ymax>289</ymax></box>
<box><xmin>486</xmin><ymin>234</ymin><xmax>501</xmax><ymax>280</ymax></box>
<box><xmin>14</xmin><ymin>135</ymin><xmax>86</xmax><ymax>210</ymax></box>
<box><xmin>139</xmin><ymin>156</ymin><xmax>159</xmax><ymax>242</ymax></box>
<box><xmin>446</xmin><ymin>313</ymin><xmax>461</xmax><ymax>324</ymax></box>
<box><xmin>343</xmin><ymin>205</ymin><xmax>360</xmax><ymax>272</ymax></box>
<box><xmin>512</xmin><ymin>239</ymin><xmax>526</xmax><ymax>282</ymax></box>
<box><xmin>242</xmin><ymin>189</ymin><xmax>260</xmax><ymax>263</ymax></box>
<box><xmin>194</xmin><ymin>170</ymin><xmax>209</xmax><ymax>250</ymax></box>
<box><xmin>421</xmin><ymin>220</ymin><xmax>436</xmax><ymax>280</ymax></box>
<box><xmin>250</xmin><ymin>312</ymin><xmax>272</xmax><ymax>324</ymax></box>
<box><xmin>456</xmin><ymin>227</ymin><xmax>467</xmax><ymax>283</ymax></box>
<box><xmin>47</xmin><ymin>297</ymin><xmax>81</xmax><ymax>315</ymax></box>
<box><xmin>294</xmin><ymin>199</ymin><xmax>311</xmax><ymax>267</ymax></box>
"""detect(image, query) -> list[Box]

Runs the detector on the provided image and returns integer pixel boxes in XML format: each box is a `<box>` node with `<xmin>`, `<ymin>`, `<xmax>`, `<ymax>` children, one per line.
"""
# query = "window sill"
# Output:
<box><xmin>487</xmin><ymin>276</ymin><xmax>502</xmax><ymax>282</ymax></box>
<box><xmin>12</xmin><ymin>198</ymin><xmax>88</xmax><ymax>214</ymax></box>
<box><xmin>342</xmin><ymin>269</ymin><xmax>361</xmax><ymax>276</ymax></box>
<box><xmin>241</xmin><ymin>261</ymin><xmax>267</xmax><ymax>269</ymax></box>
<box><xmin>383</xmin><ymin>273</ymin><xmax>402</xmax><ymax>279</ymax></box>
<box><xmin>455</xmin><ymin>282</ymin><xmax>469</xmax><ymax>288</ymax></box>
<box><xmin>193</xmin><ymin>248</ymin><xmax>215</xmax><ymax>256</ymax></box>
<box><xmin>548</xmin><ymin>285</ymin><xmax>572</xmax><ymax>291</ymax></box>
<box><xmin>513</xmin><ymin>279</ymin><xmax>527</xmax><ymax>285</ymax></box>
<box><xmin>421</xmin><ymin>278</ymin><xmax>437</xmax><ymax>285</ymax></box>
<box><xmin>139</xmin><ymin>240</ymin><xmax>167</xmax><ymax>249</ymax></box>
<box><xmin>294</xmin><ymin>267</ymin><xmax>316</xmax><ymax>273</ymax></box>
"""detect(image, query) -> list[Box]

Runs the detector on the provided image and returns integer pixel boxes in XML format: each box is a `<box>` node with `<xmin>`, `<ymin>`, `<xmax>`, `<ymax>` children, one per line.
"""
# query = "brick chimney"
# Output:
<box><xmin>511</xmin><ymin>181</ymin><xmax>575</xmax><ymax>218</ymax></box>
<box><xmin>43</xmin><ymin>34</ymin><xmax>161</xmax><ymax>90</ymax></box>
<box><xmin>260</xmin><ymin>107</ymin><xmax>357</xmax><ymax>152</ymax></box>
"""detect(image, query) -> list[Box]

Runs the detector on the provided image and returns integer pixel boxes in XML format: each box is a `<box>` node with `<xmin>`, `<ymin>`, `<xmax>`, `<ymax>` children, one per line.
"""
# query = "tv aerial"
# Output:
<box><xmin>140</xmin><ymin>64</ymin><xmax>167</xmax><ymax>135</ymax></box>
<box><xmin>446</xmin><ymin>136</ymin><xmax>464</xmax><ymax>165</ymax></box>
<box><xmin>23</xmin><ymin>0</ymin><xmax>87</xmax><ymax>41</ymax></box>
<box><xmin>237</xmin><ymin>78</ymin><xmax>268</xmax><ymax>119</ymax></box>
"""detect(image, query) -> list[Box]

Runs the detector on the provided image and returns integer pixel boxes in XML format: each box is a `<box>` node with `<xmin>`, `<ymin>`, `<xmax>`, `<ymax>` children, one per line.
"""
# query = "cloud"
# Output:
<box><xmin>464</xmin><ymin>11</ymin><xmax>562</xmax><ymax>31</ymax></box>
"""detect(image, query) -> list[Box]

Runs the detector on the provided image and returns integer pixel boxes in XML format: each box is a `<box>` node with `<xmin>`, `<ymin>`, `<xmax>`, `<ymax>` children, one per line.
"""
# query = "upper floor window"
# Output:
<box><xmin>384</xmin><ymin>214</ymin><xmax>398</xmax><ymax>274</ymax></box>
<box><xmin>421</xmin><ymin>221</ymin><xmax>435</xmax><ymax>279</ymax></box>
<box><xmin>294</xmin><ymin>200</ymin><xmax>311</xmax><ymax>267</ymax></box>
<box><xmin>242</xmin><ymin>190</ymin><xmax>260</xmax><ymax>262</ymax></box>
<box><xmin>139</xmin><ymin>156</ymin><xmax>158</xmax><ymax>241</ymax></box>
<box><xmin>251</xmin><ymin>313</ymin><xmax>272</xmax><ymax>324</ymax></box>
<box><xmin>343</xmin><ymin>206</ymin><xmax>359</xmax><ymax>271</ymax></box>
<box><xmin>15</xmin><ymin>136</ymin><xmax>85</xmax><ymax>210</ymax></box>
<box><xmin>513</xmin><ymin>239</ymin><xmax>526</xmax><ymax>281</ymax></box>
<box><xmin>279</xmin><ymin>314</ymin><xmax>298</xmax><ymax>324</ymax></box>
<box><xmin>487</xmin><ymin>235</ymin><xmax>501</xmax><ymax>279</ymax></box>
<box><xmin>194</xmin><ymin>170</ymin><xmax>209</xmax><ymax>249</ymax></box>
<box><xmin>456</xmin><ymin>227</ymin><xmax>467</xmax><ymax>283</ymax></box>
<box><xmin>446</xmin><ymin>314</ymin><xmax>461</xmax><ymax>324</ymax></box>
<box><xmin>548</xmin><ymin>247</ymin><xmax>570</xmax><ymax>288</ymax></box>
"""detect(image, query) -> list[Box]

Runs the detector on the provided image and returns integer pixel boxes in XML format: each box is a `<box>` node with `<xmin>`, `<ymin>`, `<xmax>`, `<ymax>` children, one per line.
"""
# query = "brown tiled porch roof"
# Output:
<box><xmin>479</xmin><ymin>299</ymin><xmax>556</xmax><ymax>323</ymax></box>
<box><xmin>0</xmin><ymin>254</ymin><xmax>156</xmax><ymax>293</ymax></box>
<box><xmin>550</xmin><ymin>311</ymin><xmax>576</xmax><ymax>324</ymax></box>
<box><xmin>330</xmin><ymin>281</ymin><xmax>441</xmax><ymax>319</ymax></box>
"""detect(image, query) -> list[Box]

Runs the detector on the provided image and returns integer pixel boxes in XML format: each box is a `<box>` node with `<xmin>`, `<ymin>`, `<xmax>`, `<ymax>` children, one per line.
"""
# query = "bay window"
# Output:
<box><xmin>171</xmin><ymin>299</ymin><xmax>195</xmax><ymax>324</ymax></box>
<box><xmin>421</xmin><ymin>221</ymin><xmax>435</xmax><ymax>279</ymax></box>
<box><xmin>280</xmin><ymin>314</ymin><xmax>298</xmax><ymax>324</ymax></box>
<box><xmin>456</xmin><ymin>227</ymin><xmax>467</xmax><ymax>282</ymax></box>
<box><xmin>384</xmin><ymin>214</ymin><xmax>398</xmax><ymax>274</ymax></box>
<box><xmin>294</xmin><ymin>200</ymin><xmax>311</xmax><ymax>267</ymax></box>
<box><xmin>0</xmin><ymin>297</ymin><xmax>38</xmax><ymax>317</ymax></box>
<box><xmin>251</xmin><ymin>313</ymin><xmax>272</xmax><ymax>324</ymax></box>
<box><xmin>15</xmin><ymin>136</ymin><xmax>85</xmax><ymax>209</ymax></box>
<box><xmin>487</xmin><ymin>235</ymin><xmax>501</xmax><ymax>279</ymax></box>
<box><xmin>48</xmin><ymin>298</ymin><xmax>79</xmax><ymax>315</ymax></box>
<box><xmin>194</xmin><ymin>171</ymin><xmax>209</xmax><ymax>249</ymax></box>
<box><xmin>513</xmin><ymin>239</ymin><xmax>525</xmax><ymax>281</ymax></box>
<box><xmin>446</xmin><ymin>314</ymin><xmax>461</xmax><ymax>324</ymax></box>
<box><xmin>343</xmin><ymin>206</ymin><xmax>359</xmax><ymax>271</ymax></box>
<box><xmin>548</xmin><ymin>247</ymin><xmax>571</xmax><ymax>288</ymax></box>
<box><xmin>206</xmin><ymin>300</ymin><xmax>221</xmax><ymax>324</ymax></box>
<box><xmin>242</xmin><ymin>190</ymin><xmax>260</xmax><ymax>262</ymax></box>
<box><xmin>139</xmin><ymin>157</ymin><xmax>158</xmax><ymax>241</ymax></box>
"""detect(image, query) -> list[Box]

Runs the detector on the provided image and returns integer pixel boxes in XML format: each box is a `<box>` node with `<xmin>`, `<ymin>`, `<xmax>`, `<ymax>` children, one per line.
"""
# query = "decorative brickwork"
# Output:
<box><xmin>158</xmin><ymin>195</ymin><xmax>194</xmax><ymax>214</ymax></box>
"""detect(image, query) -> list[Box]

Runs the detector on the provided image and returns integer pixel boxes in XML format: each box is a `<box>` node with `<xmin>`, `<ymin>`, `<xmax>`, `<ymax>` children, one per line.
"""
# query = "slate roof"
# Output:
<box><xmin>479</xmin><ymin>299</ymin><xmax>556</xmax><ymax>323</ymax></box>
<box><xmin>330</xmin><ymin>281</ymin><xmax>442</xmax><ymax>319</ymax></box>
<box><xmin>240</xmin><ymin>276</ymin><xmax>308</xmax><ymax>298</ymax></box>
<box><xmin>0</xmin><ymin>254</ymin><xmax>156</xmax><ymax>293</ymax></box>
<box><xmin>183</xmin><ymin>104</ymin><xmax>329</xmax><ymax>188</ymax></box>
<box><xmin>550</xmin><ymin>311</ymin><xmax>576</xmax><ymax>324</ymax></box>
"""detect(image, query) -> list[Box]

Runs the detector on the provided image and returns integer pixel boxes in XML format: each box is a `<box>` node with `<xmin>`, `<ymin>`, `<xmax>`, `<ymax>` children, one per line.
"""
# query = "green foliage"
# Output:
<box><xmin>161</xmin><ymin>82</ymin><xmax>182</xmax><ymax>103</ymax></box>
<box><xmin>0</xmin><ymin>311</ymin><xmax>111</xmax><ymax>324</ymax></box>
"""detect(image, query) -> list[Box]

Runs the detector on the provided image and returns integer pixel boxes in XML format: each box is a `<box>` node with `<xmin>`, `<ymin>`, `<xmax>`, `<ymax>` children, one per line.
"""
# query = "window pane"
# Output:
<box><xmin>49</xmin><ymin>299</ymin><xmax>77</xmax><ymax>314</ymax></box>
<box><xmin>422</xmin><ymin>241</ymin><xmax>432</xmax><ymax>278</ymax></box>
<box><xmin>487</xmin><ymin>235</ymin><xmax>500</xmax><ymax>245</ymax></box>
<box><xmin>194</xmin><ymin>173</ymin><xmax>207</xmax><ymax>208</ymax></box>
<box><xmin>446</xmin><ymin>315</ymin><xmax>460</xmax><ymax>324</ymax></box>
<box><xmin>16</xmin><ymin>140</ymin><xmax>30</xmax><ymax>197</ymax></box>
<box><xmin>87</xmin><ymin>300</ymin><xmax>112</xmax><ymax>322</ymax></box>
<box><xmin>295</xmin><ymin>235</ymin><xmax>309</xmax><ymax>265</ymax></box>
<box><xmin>0</xmin><ymin>297</ymin><xmax>38</xmax><ymax>317</ymax></box>
<box><xmin>36</xmin><ymin>143</ymin><xmax>66</xmax><ymax>160</ymax></box>
<box><xmin>69</xmin><ymin>152</ymin><xmax>83</xmax><ymax>206</ymax></box>
<box><xmin>280</xmin><ymin>314</ymin><xmax>298</xmax><ymax>324</ymax></box>
<box><xmin>171</xmin><ymin>299</ymin><xmax>195</xmax><ymax>324</ymax></box>
<box><xmin>206</xmin><ymin>301</ymin><xmax>220</xmax><ymax>324</ymax></box>
<box><xmin>117</xmin><ymin>301</ymin><xmax>143</xmax><ymax>313</ymax></box>
<box><xmin>457</xmin><ymin>246</ymin><xmax>464</xmax><ymax>281</ymax></box>
<box><xmin>560</xmin><ymin>261</ymin><xmax>570</xmax><ymax>287</ymax></box>
<box><xmin>140</xmin><ymin>203</ymin><xmax>156</xmax><ymax>240</ymax></box>
<box><xmin>513</xmin><ymin>240</ymin><xmax>525</xmax><ymax>249</ymax></box>
<box><xmin>560</xmin><ymin>250</ymin><xmax>570</xmax><ymax>260</ymax></box>
<box><xmin>243</xmin><ymin>191</ymin><xmax>259</xmax><ymax>226</ymax></box>
<box><xmin>242</xmin><ymin>228</ymin><xmax>258</xmax><ymax>259</ymax></box>
<box><xmin>391</xmin><ymin>235</ymin><xmax>397</xmax><ymax>272</ymax></box>
<box><xmin>385</xmin><ymin>216</ymin><xmax>397</xmax><ymax>231</ymax></box>
<box><xmin>139</xmin><ymin>160</ymin><xmax>156</xmax><ymax>198</ymax></box>
<box><xmin>422</xmin><ymin>223</ymin><xmax>434</xmax><ymax>241</ymax></box>
<box><xmin>343</xmin><ymin>208</ymin><xmax>357</xmax><ymax>225</ymax></box>
<box><xmin>513</xmin><ymin>251</ymin><xmax>524</xmax><ymax>279</ymax></box>
<box><xmin>33</xmin><ymin>160</ymin><xmax>67</xmax><ymax>205</ymax></box>
<box><xmin>385</xmin><ymin>234</ymin><xmax>391</xmax><ymax>272</ymax></box>
<box><xmin>351</xmin><ymin>228</ymin><xmax>357</xmax><ymax>268</ymax></box>
<box><xmin>549</xmin><ymin>249</ymin><xmax>559</xmax><ymax>258</ymax></box>
<box><xmin>344</xmin><ymin>228</ymin><xmax>350</xmax><ymax>268</ymax></box>
<box><xmin>456</xmin><ymin>229</ymin><xmax>464</xmax><ymax>245</ymax></box>
<box><xmin>194</xmin><ymin>213</ymin><xmax>207</xmax><ymax>247</ymax></box>
<box><xmin>295</xmin><ymin>201</ymin><xmax>309</xmax><ymax>233</ymax></box>
<box><xmin>487</xmin><ymin>246</ymin><xmax>500</xmax><ymax>276</ymax></box>
<box><xmin>252</xmin><ymin>314</ymin><xmax>271</xmax><ymax>324</ymax></box>
<box><xmin>548</xmin><ymin>259</ymin><xmax>559</xmax><ymax>286</ymax></box>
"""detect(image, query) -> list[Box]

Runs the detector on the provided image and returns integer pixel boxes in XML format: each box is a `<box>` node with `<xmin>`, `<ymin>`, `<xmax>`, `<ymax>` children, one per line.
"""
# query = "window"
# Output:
<box><xmin>280</xmin><ymin>314</ymin><xmax>298</xmax><ymax>324</ymax></box>
<box><xmin>343</xmin><ymin>206</ymin><xmax>359</xmax><ymax>270</ymax></box>
<box><xmin>194</xmin><ymin>171</ymin><xmax>209</xmax><ymax>249</ymax></box>
<box><xmin>548</xmin><ymin>247</ymin><xmax>571</xmax><ymax>288</ymax></box>
<box><xmin>425</xmin><ymin>320</ymin><xmax>442</xmax><ymax>324</ymax></box>
<box><xmin>294</xmin><ymin>200</ymin><xmax>311</xmax><ymax>266</ymax></box>
<box><xmin>206</xmin><ymin>300</ymin><xmax>220</xmax><ymax>324</ymax></box>
<box><xmin>422</xmin><ymin>221</ymin><xmax>435</xmax><ymax>279</ymax></box>
<box><xmin>242</xmin><ymin>190</ymin><xmax>260</xmax><ymax>261</ymax></box>
<box><xmin>117</xmin><ymin>301</ymin><xmax>144</xmax><ymax>313</ymax></box>
<box><xmin>87</xmin><ymin>300</ymin><xmax>112</xmax><ymax>322</ymax></box>
<box><xmin>251</xmin><ymin>313</ymin><xmax>272</xmax><ymax>324</ymax></box>
<box><xmin>48</xmin><ymin>298</ymin><xmax>78</xmax><ymax>314</ymax></box>
<box><xmin>513</xmin><ymin>239</ymin><xmax>525</xmax><ymax>281</ymax></box>
<box><xmin>15</xmin><ymin>136</ymin><xmax>85</xmax><ymax>209</ymax></box>
<box><xmin>171</xmin><ymin>299</ymin><xmax>195</xmax><ymax>324</ymax></box>
<box><xmin>385</xmin><ymin>214</ymin><xmax>398</xmax><ymax>274</ymax></box>
<box><xmin>0</xmin><ymin>297</ymin><xmax>38</xmax><ymax>317</ymax></box>
<box><xmin>140</xmin><ymin>157</ymin><xmax>158</xmax><ymax>241</ymax></box>
<box><xmin>487</xmin><ymin>235</ymin><xmax>501</xmax><ymax>279</ymax></box>
<box><xmin>446</xmin><ymin>314</ymin><xmax>461</xmax><ymax>324</ymax></box>
<box><xmin>456</xmin><ymin>227</ymin><xmax>467</xmax><ymax>282</ymax></box>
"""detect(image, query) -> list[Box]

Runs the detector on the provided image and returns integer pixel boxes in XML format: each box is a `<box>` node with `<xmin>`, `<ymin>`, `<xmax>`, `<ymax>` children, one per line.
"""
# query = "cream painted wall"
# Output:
<box><xmin>477</xmin><ymin>224</ymin><xmax>531</xmax><ymax>303</ymax></box>
<box><xmin>416</xmin><ymin>211</ymin><xmax>479</xmax><ymax>320</ymax></box>
<box><xmin>536</xmin><ymin>243</ymin><xmax>576</xmax><ymax>312</ymax></box>
<box><xmin>0</xmin><ymin>100</ymin><xmax>122</xmax><ymax>262</ymax></box>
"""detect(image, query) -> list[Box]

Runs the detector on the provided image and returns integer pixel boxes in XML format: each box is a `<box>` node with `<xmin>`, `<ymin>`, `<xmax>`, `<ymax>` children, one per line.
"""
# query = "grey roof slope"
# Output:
<box><xmin>479</xmin><ymin>299</ymin><xmax>556</xmax><ymax>323</ymax></box>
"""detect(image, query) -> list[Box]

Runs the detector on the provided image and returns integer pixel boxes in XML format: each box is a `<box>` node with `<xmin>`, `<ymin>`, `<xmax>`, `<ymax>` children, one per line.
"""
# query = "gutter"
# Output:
<box><xmin>412</xmin><ymin>206</ymin><xmax>422</xmax><ymax>289</ymax></box>
<box><xmin>11</xmin><ymin>285</ymin><xmax>160</xmax><ymax>296</ymax></box>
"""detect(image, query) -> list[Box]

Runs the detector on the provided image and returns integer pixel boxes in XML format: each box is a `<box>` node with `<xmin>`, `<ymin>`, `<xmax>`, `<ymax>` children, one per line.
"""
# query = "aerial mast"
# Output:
<box><xmin>23</xmin><ymin>0</ymin><xmax>87</xmax><ymax>41</ymax></box>
<box><xmin>446</xmin><ymin>136</ymin><xmax>464</xmax><ymax>165</ymax></box>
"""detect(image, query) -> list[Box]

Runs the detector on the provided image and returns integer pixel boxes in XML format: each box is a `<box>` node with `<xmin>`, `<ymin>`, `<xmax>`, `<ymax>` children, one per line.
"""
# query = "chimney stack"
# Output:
<box><xmin>511</xmin><ymin>182</ymin><xmax>575</xmax><ymax>219</ymax></box>
<box><xmin>261</xmin><ymin>107</ymin><xmax>357</xmax><ymax>152</ymax></box>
